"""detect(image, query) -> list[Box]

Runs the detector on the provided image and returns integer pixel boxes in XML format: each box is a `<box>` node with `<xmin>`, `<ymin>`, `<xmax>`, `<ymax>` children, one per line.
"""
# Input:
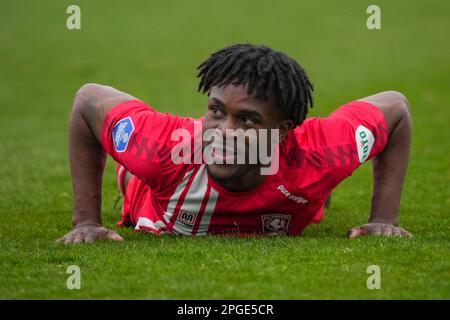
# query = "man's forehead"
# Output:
<box><xmin>209</xmin><ymin>84</ymin><xmax>272</xmax><ymax>107</ymax></box>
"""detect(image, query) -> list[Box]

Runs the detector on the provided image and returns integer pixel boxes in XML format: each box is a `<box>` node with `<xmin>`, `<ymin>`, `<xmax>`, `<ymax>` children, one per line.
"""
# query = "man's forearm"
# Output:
<box><xmin>68</xmin><ymin>93</ymin><xmax>106</xmax><ymax>227</ymax></box>
<box><xmin>369</xmin><ymin>97</ymin><xmax>411</xmax><ymax>225</ymax></box>
<box><xmin>58</xmin><ymin>84</ymin><xmax>130</xmax><ymax>244</ymax></box>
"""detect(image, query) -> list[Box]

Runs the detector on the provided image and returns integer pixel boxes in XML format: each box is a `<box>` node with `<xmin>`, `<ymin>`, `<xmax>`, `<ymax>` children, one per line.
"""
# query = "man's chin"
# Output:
<box><xmin>205</xmin><ymin>163</ymin><xmax>243</xmax><ymax>182</ymax></box>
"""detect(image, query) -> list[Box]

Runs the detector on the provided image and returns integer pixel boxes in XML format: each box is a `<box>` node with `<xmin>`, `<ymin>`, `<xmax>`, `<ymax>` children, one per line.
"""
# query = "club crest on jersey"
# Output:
<box><xmin>355</xmin><ymin>125</ymin><xmax>375</xmax><ymax>163</ymax></box>
<box><xmin>113</xmin><ymin>117</ymin><xmax>134</xmax><ymax>152</ymax></box>
<box><xmin>262</xmin><ymin>214</ymin><xmax>291</xmax><ymax>235</ymax></box>
<box><xmin>177</xmin><ymin>210</ymin><xmax>198</xmax><ymax>226</ymax></box>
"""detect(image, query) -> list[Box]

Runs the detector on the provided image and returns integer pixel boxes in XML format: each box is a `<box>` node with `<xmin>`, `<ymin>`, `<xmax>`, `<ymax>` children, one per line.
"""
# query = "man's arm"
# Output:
<box><xmin>57</xmin><ymin>83</ymin><xmax>135</xmax><ymax>244</ymax></box>
<box><xmin>347</xmin><ymin>91</ymin><xmax>412</xmax><ymax>238</ymax></box>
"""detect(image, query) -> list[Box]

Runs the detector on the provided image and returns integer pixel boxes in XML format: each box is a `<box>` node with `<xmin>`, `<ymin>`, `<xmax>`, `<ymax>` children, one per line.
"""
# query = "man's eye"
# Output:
<box><xmin>241</xmin><ymin>116</ymin><xmax>256</xmax><ymax>125</ymax></box>
<box><xmin>210</xmin><ymin>106</ymin><xmax>224</xmax><ymax>118</ymax></box>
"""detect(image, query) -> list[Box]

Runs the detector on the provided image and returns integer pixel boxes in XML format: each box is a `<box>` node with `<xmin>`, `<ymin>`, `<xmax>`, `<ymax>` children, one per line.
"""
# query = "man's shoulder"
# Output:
<box><xmin>280</xmin><ymin>116</ymin><xmax>358</xmax><ymax>171</ymax></box>
<box><xmin>287</xmin><ymin>116</ymin><xmax>336</xmax><ymax>148</ymax></box>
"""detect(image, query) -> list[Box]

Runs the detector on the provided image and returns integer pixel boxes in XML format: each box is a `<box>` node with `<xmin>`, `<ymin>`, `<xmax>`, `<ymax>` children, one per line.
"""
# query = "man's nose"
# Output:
<box><xmin>217</xmin><ymin>117</ymin><xmax>239</xmax><ymax>136</ymax></box>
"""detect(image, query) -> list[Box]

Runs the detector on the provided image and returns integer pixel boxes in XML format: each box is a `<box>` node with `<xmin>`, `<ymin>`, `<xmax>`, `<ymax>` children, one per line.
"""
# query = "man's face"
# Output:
<box><xmin>202</xmin><ymin>84</ymin><xmax>291</xmax><ymax>183</ymax></box>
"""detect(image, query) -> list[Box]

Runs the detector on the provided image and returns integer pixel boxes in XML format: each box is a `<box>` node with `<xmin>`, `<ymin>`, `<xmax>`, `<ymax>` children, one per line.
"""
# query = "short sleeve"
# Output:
<box><xmin>284</xmin><ymin>100</ymin><xmax>389</xmax><ymax>194</ymax></box>
<box><xmin>100</xmin><ymin>100</ymin><xmax>194</xmax><ymax>191</ymax></box>
<box><xmin>327</xmin><ymin>100</ymin><xmax>389</xmax><ymax>164</ymax></box>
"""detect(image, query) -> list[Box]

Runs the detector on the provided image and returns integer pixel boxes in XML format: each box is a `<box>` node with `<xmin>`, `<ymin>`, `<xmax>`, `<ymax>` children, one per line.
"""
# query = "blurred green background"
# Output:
<box><xmin>0</xmin><ymin>0</ymin><xmax>448</xmax><ymax>299</ymax></box>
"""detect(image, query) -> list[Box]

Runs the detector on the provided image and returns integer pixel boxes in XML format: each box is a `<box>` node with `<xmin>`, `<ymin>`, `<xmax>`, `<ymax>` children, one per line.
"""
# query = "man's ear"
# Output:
<box><xmin>277</xmin><ymin>119</ymin><xmax>294</xmax><ymax>142</ymax></box>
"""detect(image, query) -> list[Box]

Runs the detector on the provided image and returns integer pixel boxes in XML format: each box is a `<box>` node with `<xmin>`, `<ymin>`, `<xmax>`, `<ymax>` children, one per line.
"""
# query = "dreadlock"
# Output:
<box><xmin>196</xmin><ymin>44</ymin><xmax>314</xmax><ymax>127</ymax></box>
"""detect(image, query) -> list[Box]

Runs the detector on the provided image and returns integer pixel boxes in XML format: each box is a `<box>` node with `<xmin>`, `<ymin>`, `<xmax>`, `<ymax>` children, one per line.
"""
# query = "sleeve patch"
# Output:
<box><xmin>355</xmin><ymin>125</ymin><xmax>375</xmax><ymax>163</ymax></box>
<box><xmin>113</xmin><ymin>117</ymin><xmax>134</xmax><ymax>153</ymax></box>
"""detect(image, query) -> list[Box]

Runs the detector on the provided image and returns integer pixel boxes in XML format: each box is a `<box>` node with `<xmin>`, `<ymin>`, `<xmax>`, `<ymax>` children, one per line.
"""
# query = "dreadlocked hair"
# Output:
<box><xmin>196</xmin><ymin>44</ymin><xmax>314</xmax><ymax>127</ymax></box>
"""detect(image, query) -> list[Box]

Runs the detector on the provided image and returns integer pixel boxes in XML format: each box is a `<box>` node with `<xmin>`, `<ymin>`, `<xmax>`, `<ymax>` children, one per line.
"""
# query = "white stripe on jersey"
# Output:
<box><xmin>173</xmin><ymin>165</ymin><xmax>209</xmax><ymax>235</ymax></box>
<box><xmin>196</xmin><ymin>186</ymin><xmax>219</xmax><ymax>235</ymax></box>
<box><xmin>135</xmin><ymin>217</ymin><xmax>166</xmax><ymax>231</ymax></box>
<box><xmin>163</xmin><ymin>168</ymin><xmax>195</xmax><ymax>224</ymax></box>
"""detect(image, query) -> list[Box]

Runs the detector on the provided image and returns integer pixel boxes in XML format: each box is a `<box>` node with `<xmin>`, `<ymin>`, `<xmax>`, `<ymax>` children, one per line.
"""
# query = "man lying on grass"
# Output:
<box><xmin>58</xmin><ymin>44</ymin><xmax>412</xmax><ymax>244</ymax></box>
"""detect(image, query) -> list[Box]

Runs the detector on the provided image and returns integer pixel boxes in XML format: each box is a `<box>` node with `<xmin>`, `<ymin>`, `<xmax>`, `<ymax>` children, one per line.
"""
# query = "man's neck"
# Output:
<box><xmin>212</xmin><ymin>167</ymin><xmax>267</xmax><ymax>193</ymax></box>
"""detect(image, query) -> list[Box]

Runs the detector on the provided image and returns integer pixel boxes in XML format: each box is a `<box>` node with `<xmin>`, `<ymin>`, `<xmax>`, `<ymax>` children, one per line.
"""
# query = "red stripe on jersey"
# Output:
<box><xmin>166</xmin><ymin>166</ymin><xmax>201</xmax><ymax>230</ymax></box>
<box><xmin>192</xmin><ymin>184</ymin><xmax>212</xmax><ymax>236</ymax></box>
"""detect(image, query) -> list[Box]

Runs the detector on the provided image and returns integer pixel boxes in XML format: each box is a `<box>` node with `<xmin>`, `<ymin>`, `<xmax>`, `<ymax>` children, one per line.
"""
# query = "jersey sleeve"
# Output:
<box><xmin>100</xmin><ymin>99</ymin><xmax>194</xmax><ymax>192</ymax></box>
<box><xmin>287</xmin><ymin>100</ymin><xmax>389</xmax><ymax>194</ymax></box>
<box><xmin>327</xmin><ymin>100</ymin><xmax>389</xmax><ymax>164</ymax></box>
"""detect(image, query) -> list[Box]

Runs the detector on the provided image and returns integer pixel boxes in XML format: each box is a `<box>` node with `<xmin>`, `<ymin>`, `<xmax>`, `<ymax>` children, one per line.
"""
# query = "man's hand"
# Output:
<box><xmin>347</xmin><ymin>222</ymin><xmax>412</xmax><ymax>238</ymax></box>
<box><xmin>56</xmin><ymin>222</ymin><xmax>124</xmax><ymax>244</ymax></box>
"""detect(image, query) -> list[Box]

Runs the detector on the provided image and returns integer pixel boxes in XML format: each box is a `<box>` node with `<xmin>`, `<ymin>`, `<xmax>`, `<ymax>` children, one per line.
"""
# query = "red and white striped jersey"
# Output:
<box><xmin>101</xmin><ymin>99</ymin><xmax>388</xmax><ymax>236</ymax></box>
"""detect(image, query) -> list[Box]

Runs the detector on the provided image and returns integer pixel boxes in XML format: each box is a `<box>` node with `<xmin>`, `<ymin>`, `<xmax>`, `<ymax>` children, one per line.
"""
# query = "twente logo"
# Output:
<box><xmin>113</xmin><ymin>117</ymin><xmax>134</xmax><ymax>153</ymax></box>
<box><xmin>355</xmin><ymin>125</ymin><xmax>375</xmax><ymax>163</ymax></box>
<box><xmin>261</xmin><ymin>214</ymin><xmax>291</xmax><ymax>235</ymax></box>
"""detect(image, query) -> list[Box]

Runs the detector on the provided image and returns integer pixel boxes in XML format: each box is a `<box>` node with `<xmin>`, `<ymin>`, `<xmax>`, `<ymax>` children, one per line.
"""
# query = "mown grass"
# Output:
<box><xmin>0</xmin><ymin>0</ymin><xmax>449</xmax><ymax>299</ymax></box>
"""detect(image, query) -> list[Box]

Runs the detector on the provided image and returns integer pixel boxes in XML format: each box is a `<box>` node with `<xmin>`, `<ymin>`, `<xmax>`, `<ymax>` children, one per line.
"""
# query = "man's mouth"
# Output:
<box><xmin>209</xmin><ymin>142</ymin><xmax>239</xmax><ymax>163</ymax></box>
<box><xmin>211</xmin><ymin>148</ymin><xmax>237</xmax><ymax>163</ymax></box>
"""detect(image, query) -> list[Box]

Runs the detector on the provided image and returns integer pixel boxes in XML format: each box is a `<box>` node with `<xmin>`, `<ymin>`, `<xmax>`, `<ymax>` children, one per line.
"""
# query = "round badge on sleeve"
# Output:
<box><xmin>113</xmin><ymin>117</ymin><xmax>135</xmax><ymax>152</ymax></box>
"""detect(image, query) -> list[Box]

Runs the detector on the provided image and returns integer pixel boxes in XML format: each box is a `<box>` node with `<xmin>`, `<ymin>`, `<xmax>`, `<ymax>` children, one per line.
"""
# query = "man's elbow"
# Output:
<box><xmin>383</xmin><ymin>91</ymin><xmax>412</xmax><ymax>144</ymax></box>
<box><xmin>73</xmin><ymin>83</ymin><xmax>103</xmax><ymax>110</ymax></box>
<box><xmin>386</xmin><ymin>90</ymin><xmax>411</xmax><ymax>118</ymax></box>
<box><xmin>71</xmin><ymin>83</ymin><xmax>107</xmax><ymax>142</ymax></box>
<box><xmin>76</xmin><ymin>83</ymin><xmax>102</xmax><ymax>97</ymax></box>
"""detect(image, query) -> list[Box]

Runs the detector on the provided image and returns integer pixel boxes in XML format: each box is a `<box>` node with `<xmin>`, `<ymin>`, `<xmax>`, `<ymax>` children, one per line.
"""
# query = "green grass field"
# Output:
<box><xmin>0</xmin><ymin>0</ymin><xmax>449</xmax><ymax>299</ymax></box>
